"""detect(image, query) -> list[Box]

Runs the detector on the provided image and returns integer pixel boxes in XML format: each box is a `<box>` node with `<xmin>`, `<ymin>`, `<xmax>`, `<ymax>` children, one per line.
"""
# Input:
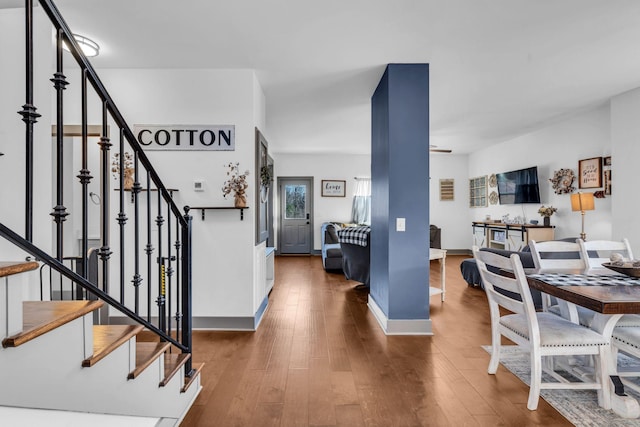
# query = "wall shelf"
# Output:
<box><xmin>187</xmin><ymin>206</ymin><xmax>249</xmax><ymax>221</ymax></box>
<box><xmin>114</xmin><ymin>188</ymin><xmax>178</xmax><ymax>203</ymax></box>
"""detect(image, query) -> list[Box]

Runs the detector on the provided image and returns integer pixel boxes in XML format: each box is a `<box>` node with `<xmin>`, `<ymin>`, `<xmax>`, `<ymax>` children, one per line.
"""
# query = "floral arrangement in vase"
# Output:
<box><xmin>111</xmin><ymin>152</ymin><xmax>135</xmax><ymax>189</ymax></box>
<box><xmin>222</xmin><ymin>162</ymin><xmax>250</xmax><ymax>208</ymax></box>
<box><xmin>538</xmin><ymin>205</ymin><xmax>557</xmax><ymax>226</ymax></box>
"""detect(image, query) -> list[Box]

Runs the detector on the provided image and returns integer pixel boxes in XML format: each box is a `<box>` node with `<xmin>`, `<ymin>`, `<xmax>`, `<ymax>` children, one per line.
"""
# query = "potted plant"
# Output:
<box><xmin>111</xmin><ymin>152</ymin><xmax>134</xmax><ymax>190</ymax></box>
<box><xmin>222</xmin><ymin>162</ymin><xmax>250</xmax><ymax>208</ymax></box>
<box><xmin>538</xmin><ymin>205</ymin><xmax>557</xmax><ymax>227</ymax></box>
<box><xmin>259</xmin><ymin>164</ymin><xmax>273</xmax><ymax>202</ymax></box>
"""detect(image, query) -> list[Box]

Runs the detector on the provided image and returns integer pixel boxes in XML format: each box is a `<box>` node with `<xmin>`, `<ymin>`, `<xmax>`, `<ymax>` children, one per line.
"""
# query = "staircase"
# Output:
<box><xmin>0</xmin><ymin>0</ymin><xmax>202</xmax><ymax>423</ymax></box>
<box><xmin>0</xmin><ymin>261</ymin><xmax>202</xmax><ymax>423</ymax></box>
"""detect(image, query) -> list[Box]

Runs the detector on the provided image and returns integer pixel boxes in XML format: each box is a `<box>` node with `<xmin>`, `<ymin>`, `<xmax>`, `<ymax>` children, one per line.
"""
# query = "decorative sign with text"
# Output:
<box><xmin>134</xmin><ymin>125</ymin><xmax>235</xmax><ymax>151</ymax></box>
<box><xmin>578</xmin><ymin>157</ymin><xmax>602</xmax><ymax>189</ymax></box>
<box><xmin>321</xmin><ymin>180</ymin><xmax>346</xmax><ymax>197</ymax></box>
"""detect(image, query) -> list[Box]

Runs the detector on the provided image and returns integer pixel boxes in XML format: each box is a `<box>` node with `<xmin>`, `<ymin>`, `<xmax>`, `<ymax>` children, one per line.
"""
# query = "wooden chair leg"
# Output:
<box><xmin>528</xmin><ymin>350</ymin><xmax>542</xmax><ymax>410</ymax></box>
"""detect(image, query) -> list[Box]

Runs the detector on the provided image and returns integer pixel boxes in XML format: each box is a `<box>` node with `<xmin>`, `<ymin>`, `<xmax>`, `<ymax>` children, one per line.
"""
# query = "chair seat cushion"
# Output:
<box><xmin>500</xmin><ymin>312</ymin><xmax>609</xmax><ymax>347</ymax></box>
<box><xmin>547</xmin><ymin>305</ymin><xmax>640</xmax><ymax>329</ymax></box>
<box><xmin>613</xmin><ymin>326</ymin><xmax>640</xmax><ymax>351</ymax></box>
<box><xmin>616</xmin><ymin>315</ymin><xmax>640</xmax><ymax>328</ymax></box>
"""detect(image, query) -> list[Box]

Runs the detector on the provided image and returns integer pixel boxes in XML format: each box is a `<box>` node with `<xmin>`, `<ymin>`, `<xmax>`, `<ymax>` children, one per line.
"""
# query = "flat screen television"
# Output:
<box><xmin>496</xmin><ymin>166</ymin><xmax>541</xmax><ymax>204</ymax></box>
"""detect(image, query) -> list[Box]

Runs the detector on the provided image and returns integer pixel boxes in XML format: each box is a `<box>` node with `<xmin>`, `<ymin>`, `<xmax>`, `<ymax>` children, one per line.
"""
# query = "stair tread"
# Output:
<box><xmin>181</xmin><ymin>362</ymin><xmax>204</xmax><ymax>393</ymax></box>
<box><xmin>128</xmin><ymin>341</ymin><xmax>172</xmax><ymax>379</ymax></box>
<box><xmin>0</xmin><ymin>261</ymin><xmax>39</xmax><ymax>278</ymax></box>
<box><xmin>3</xmin><ymin>300</ymin><xmax>104</xmax><ymax>348</ymax></box>
<box><xmin>160</xmin><ymin>352</ymin><xmax>191</xmax><ymax>387</ymax></box>
<box><xmin>82</xmin><ymin>324</ymin><xmax>144</xmax><ymax>367</ymax></box>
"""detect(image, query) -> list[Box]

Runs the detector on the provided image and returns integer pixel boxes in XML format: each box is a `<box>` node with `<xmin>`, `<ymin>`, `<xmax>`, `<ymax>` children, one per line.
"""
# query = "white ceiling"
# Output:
<box><xmin>8</xmin><ymin>0</ymin><xmax>640</xmax><ymax>155</ymax></box>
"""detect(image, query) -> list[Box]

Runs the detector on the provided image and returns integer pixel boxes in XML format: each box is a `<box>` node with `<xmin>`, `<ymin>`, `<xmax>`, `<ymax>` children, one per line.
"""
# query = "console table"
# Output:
<box><xmin>429</xmin><ymin>248</ymin><xmax>447</xmax><ymax>302</ymax></box>
<box><xmin>472</xmin><ymin>221</ymin><xmax>554</xmax><ymax>252</ymax></box>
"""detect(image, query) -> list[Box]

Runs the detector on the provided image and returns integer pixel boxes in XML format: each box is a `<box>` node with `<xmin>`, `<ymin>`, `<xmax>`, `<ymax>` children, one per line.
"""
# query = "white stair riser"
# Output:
<box><xmin>0</xmin><ymin>315</ymin><xmax>200</xmax><ymax>419</ymax></box>
<box><xmin>0</xmin><ymin>275</ymin><xmax>25</xmax><ymax>338</ymax></box>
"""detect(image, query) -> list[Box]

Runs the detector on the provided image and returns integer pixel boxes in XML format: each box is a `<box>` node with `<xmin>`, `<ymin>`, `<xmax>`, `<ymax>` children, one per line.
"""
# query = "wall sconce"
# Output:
<box><xmin>571</xmin><ymin>192</ymin><xmax>595</xmax><ymax>240</ymax></box>
<box><xmin>63</xmin><ymin>34</ymin><xmax>100</xmax><ymax>57</ymax></box>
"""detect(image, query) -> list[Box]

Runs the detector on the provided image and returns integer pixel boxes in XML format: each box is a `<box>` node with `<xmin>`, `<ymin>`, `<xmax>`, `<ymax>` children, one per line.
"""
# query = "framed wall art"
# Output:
<box><xmin>440</xmin><ymin>179</ymin><xmax>454</xmax><ymax>201</ymax></box>
<box><xmin>255</xmin><ymin>128</ymin><xmax>270</xmax><ymax>243</ymax></box>
<box><xmin>468</xmin><ymin>176</ymin><xmax>486</xmax><ymax>207</ymax></box>
<box><xmin>321</xmin><ymin>180</ymin><xmax>345</xmax><ymax>197</ymax></box>
<box><xmin>578</xmin><ymin>157</ymin><xmax>602</xmax><ymax>189</ymax></box>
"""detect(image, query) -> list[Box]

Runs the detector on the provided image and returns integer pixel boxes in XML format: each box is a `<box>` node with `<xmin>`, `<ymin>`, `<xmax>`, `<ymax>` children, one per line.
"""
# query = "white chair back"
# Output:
<box><xmin>578</xmin><ymin>238</ymin><xmax>634</xmax><ymax>275</ymax></box>
<box><xmin>473</xmin><ymin>246</ymin><xmax>537</xmax><ymax>320</ymax></box>
<box><xmin>529</xmin><ymin>239</ymin><xmax>586</xmax><ymax>274</ymax></box>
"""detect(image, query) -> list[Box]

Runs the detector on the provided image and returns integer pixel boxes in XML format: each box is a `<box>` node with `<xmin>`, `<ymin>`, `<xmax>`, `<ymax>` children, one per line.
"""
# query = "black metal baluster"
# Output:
<box><xmin>117</xmin><ymin>128</ymin><xmax>127</xmax><ymax>304</ymax></box>
<box><xmin>19</xmin><ymin>0</ymin><xmax>40</xmax><ymax>242</ymax></box>
<box><xmin>166</xmin><ymin>201</ymin><xmax>173</xmax><ymax>337</ymax></box>
<box><xmin>156</xmin><ymin>190</ymin><xmax>166</xmax><ymax>334</ymax></box>
<box><xmin>50</xmin><ymin>29</ymin><xmax>68</xmax><ymax>261</ymax></box>
<box><xmin>98</xmin><ymin>102</ymin><xmax>112</xmax><ymax>296</ymax></box>
<box><xmin>132</xmin><ymin>154</ymin><xmax>142</xmax><ymax>314</ymax></box>
<box><xmin>145</xmin><ymin>170</ymin><xmax>153</xmax><ymax>323</ymax></box>
<box><xmin>77</xmin><ymin>70</ymin><xmax>92</xmax><ymax>277</ymax></box>
<box><xmin>174</xmin><ymin>216</ymin><xmax>182</xmax><ymax>343</ymax></box>
<box><xmin>181</xmin><ymin>207</ymin><xmax>193</xmax><ymax>374</ymax></box>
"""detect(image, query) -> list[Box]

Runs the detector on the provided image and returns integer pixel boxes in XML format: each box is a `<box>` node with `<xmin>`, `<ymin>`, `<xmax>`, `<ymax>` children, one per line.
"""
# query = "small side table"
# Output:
<box><xmin>429</xmin><ymin>248</ymin><xmax>447</xmax><ymax>302</ymax></box>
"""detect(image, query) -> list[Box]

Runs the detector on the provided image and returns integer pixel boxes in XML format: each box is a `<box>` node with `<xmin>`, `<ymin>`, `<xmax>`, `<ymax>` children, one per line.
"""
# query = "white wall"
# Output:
<box><xmin>428</xmin><ymin>154</ymin><xmax>469</xmax><ymax>250</ymax></box>
<box><xmin>466</xmin><ymin>105</ymin><xmax>612</xmax><ymax>244</ymax></box>
<box><xmin>273</xmin><ymin>153</ymin><xmax>370</xmax><ymax>251</ymax></box>
<box><xmin>60</xmin><ymin>68</ymin><xmax>265</xmax><ymax>322</ymax></box>
<box><xmin>611</xmin><ymin>88</ymin><xmax>640</xmax><ymax>256</ymax></box>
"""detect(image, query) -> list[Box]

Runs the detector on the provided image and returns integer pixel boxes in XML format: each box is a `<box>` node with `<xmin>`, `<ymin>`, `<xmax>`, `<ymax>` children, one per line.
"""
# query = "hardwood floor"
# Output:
<box><xmin>181</xmin><ymin>255</ymin><xmax>572</xmax><ymax>426</ymax></box>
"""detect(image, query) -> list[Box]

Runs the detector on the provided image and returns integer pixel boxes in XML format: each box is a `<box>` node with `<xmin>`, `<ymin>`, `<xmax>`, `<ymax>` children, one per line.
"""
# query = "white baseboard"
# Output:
<box><xmin>367</xmin><ymin>295</ymin><xmax>433</xmax><ymax>335</ymax></box>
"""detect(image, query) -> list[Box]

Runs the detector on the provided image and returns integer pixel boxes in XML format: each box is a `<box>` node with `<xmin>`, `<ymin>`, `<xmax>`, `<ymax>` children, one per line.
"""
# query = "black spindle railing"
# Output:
<box><xmin>0</xmin><ymin>0</ymin><xmax>194</xmax><ymax>376</ymax></box>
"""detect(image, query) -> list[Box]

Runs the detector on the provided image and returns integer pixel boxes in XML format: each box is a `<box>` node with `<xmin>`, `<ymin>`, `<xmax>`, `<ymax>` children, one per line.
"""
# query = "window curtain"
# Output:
<box><xmin>351</xmin><ymin>177</ymin><xmax>371</xmax><ymax>225</ymax></box>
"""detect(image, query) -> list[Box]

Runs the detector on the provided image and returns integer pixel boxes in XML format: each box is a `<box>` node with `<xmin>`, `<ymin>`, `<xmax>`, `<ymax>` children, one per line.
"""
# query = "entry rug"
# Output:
<box><xmin>482</xmin><ymin>345</ymin><xmax>640</xmax><ymax>427</ymax></box>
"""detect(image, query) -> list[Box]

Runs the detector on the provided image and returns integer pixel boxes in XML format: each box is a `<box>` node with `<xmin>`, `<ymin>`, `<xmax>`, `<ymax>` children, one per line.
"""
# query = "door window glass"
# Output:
<box><xmin>285</xmin><ymin>185</ymin><xmax>306</xmax><ymax>219</ymax></box>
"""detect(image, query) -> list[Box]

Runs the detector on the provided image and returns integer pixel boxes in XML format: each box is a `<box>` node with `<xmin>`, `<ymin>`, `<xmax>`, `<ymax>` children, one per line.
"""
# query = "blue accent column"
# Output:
<box><xmin>370</xmin><ymin>64</ymin><xmax>430</xmax><ymax>333</ymax></box>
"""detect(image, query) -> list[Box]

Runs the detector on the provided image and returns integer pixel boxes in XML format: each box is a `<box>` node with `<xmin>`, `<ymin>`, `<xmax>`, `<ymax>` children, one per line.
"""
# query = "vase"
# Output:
<box><xmin>543</xmin><ymin>216</ymin><xmax>551</xmax><ymax>227</ymax></box>
<box><xmin>234</xmin><ymin>193</ymin><xmax>247</xmax><ymax>208</ymax></box>
<box><xmin>124</xmin><ymin>168</ymin><xmax>135</xmax><ymax>190</ymax></box>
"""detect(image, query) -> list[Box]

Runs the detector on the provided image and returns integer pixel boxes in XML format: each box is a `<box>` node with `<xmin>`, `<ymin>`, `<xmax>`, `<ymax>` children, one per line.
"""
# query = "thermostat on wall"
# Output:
<box><xmin>194</xmin><ymin>180</ymin><xmax>205</xmax><ymax>192</ymax></box>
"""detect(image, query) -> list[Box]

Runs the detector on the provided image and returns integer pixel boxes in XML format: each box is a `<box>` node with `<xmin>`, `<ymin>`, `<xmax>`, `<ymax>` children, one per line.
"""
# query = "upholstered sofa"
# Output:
<box><xmin>430</xmin><ymin>224</ymin><xmax>441</xmax><ymax>249</ymax></box>
<box><xmin>321</xmin><ymin>222</ymin><xmax>343</xmax><ymax>271</ymax></box>
<box><xmin>339</xmin><ymin>226</ymin><xmax>371</xmax><ymax>286</ymax></box>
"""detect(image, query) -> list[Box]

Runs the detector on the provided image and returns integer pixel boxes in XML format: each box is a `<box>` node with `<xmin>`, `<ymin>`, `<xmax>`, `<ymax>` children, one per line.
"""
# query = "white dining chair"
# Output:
<box><xmin>575</xmin><ymin>238</ymin><xmax>640</xmax><ymax>328</ymax></box>
<box><xmin>578</xmin><ymin>238</ymin><xmax>634</xmax><ymax>275</ymax></box>
<box><xmin>529</xmin><ymin>239</ymin><xmax>586</xmax><ymax>317</ymax></box>
<box><xmin>473</xmin><ymin>247</ymin><xmax>610</xmax><ymax>410</ymax></box>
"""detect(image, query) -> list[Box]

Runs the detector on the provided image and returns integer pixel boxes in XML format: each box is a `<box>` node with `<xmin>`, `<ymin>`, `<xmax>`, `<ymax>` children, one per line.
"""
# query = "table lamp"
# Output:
<box><xmin>570</xmin><ymin>192</ymin><xmax>595</xmax><ymax>240</ymax></box>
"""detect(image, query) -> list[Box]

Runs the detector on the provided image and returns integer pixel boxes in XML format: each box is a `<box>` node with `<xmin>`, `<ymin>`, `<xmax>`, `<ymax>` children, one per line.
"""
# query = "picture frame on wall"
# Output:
<box><xmin>440</xmin><ymin>179</ymin><xmax>455</xmax><ymax>201</ymax></box>
<box><xmin>604</xmin><ymin>169</ymin><xmax>612</xmax><ymax>195</ymax></box>
<box><xmin>255</xmin><ymin>128</ymin><xmax>270</xmax><ymax>244</ymax></box>
<box><xmin>321</xmin><ymin>180</ymin><xmax>346</xmax><ymax>197</ymax></box>
<box><xmin>578</xmin><ymin>157</ymin><xmax>602</xmax><ymax>189</ymax></box>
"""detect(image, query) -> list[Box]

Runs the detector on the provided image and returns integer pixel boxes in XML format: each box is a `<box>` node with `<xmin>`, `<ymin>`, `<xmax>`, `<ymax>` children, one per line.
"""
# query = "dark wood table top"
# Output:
<box><xmin>527</xmin><ymin>273</ymin><xmax>640</xmax><ymax>315</ymax></box>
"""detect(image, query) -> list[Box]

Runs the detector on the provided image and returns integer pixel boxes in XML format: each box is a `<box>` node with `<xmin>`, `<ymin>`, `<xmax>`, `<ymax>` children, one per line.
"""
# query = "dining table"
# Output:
<box><xmin>527</xmin><ymin>272</ymin><xmax>640</xmax><ymax>418</ymax></box>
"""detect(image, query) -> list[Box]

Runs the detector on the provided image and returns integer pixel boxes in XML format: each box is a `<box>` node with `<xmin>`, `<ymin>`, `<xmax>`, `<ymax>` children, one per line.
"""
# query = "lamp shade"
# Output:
<box><xmin>571</xmin><ymin>192</ymin><xmax>595</xmax><ymax>212</ymax></box>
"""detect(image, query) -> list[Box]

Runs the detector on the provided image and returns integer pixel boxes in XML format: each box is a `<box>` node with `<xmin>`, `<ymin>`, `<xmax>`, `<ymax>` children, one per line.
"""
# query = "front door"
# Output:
<box><xmin>278</xmin><ymin>177</ymin><xmax>313</xmax><ymax>254</ymax></box>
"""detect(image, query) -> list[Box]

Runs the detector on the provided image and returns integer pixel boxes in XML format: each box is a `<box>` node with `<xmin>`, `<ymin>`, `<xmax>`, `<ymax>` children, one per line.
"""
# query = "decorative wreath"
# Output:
<box><xmin>549</xmin><ymin>168</ymin><xmax>575</xmax><ymax>194</ymax></box>
<box><xmin>489</xmin><ymin>191</ymin><xmax>499</xmax><ymax>205</ymax></box>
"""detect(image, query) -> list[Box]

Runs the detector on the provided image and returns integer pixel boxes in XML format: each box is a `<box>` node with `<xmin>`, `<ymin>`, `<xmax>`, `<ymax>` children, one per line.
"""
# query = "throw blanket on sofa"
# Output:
<box><xmin>338</xmin><ymin>226</ymin><xmax>370</xmax><ymax>247</ymax></box>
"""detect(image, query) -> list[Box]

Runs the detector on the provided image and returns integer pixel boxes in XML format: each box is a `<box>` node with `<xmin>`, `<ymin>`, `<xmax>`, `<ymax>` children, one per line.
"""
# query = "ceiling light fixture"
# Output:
<box><xmin>63</xmin><ymin>33</ymin><xmax>100</xmax><ymax>57</ymax></box>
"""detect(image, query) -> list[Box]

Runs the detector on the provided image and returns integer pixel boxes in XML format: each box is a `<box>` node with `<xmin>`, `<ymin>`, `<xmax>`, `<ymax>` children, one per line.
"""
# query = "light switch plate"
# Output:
<box><xmin>396</xmin><ymin>218</ymin><xmax>406</xmax><ymax>232</ymax></box>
